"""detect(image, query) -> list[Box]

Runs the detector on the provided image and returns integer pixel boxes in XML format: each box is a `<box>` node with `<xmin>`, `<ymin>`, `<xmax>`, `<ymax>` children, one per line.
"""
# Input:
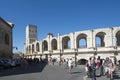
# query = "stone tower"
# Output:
<box><xmin>26</xmin><ymin>24</ymin><xmax>37</xmax><ymax>44</ymax></box>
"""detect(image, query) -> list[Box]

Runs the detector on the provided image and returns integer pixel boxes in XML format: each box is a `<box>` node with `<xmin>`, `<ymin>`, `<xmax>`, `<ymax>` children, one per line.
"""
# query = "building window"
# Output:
<box><xmin>42</xmin><ymin>40</ymin><xmax>48</xmax><ymax>51</ymax></box>
<box><xmin>51</xmin><ymin>39</ymin><xmax>57</xmax><ymax>50</ymax></box>
<box><xmin>0</xmin><ymin>30</ymin><xmax>2</xmax><ymax>43</ymax></box>
<box><xmin>116</xmin><ymin>31</ymin><xmax>120</xmax><ymax>46</ymax></box>
<box><xmin>62</xmin><ymin>36</ymin><xmax>71</xmax><ymax>49</ymax></box>
<box><xmin>5</xmin><ymin>33</ymin><xmax>9</xmax><ymax>45</ymax></box>
<box><xmin>0</xmin><ymin>28</ymin><xmax>4</xmax><ymax>43</ymax></box>
<box><xmin>95</xmin><ymin>32</ymin><xmax>106</xmax><ymax>47</ymax></box>
<box><xmin>76</xmin><ymin>33</ymin><xmax>87</xmax><ymax>48</ymax></box>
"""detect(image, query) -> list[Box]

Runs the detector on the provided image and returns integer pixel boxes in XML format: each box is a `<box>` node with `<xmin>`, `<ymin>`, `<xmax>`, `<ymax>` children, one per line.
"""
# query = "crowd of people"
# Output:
<box><xmin>20</xmin><ymin>56</ymin><xmax>120</xmax><ymax>80</ymax></box>
<box><xmin>85</xmin><ymin>56</ymin><xmax>118</xmax><ymax>80</ymax></box>
<box><xmin>48</xmin><ymin>55</ymin><xmax>120</xmax><ymax>79</ymax></box>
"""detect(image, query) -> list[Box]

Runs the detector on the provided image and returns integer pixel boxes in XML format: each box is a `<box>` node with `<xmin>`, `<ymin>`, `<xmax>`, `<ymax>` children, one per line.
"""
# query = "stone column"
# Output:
<box><xmin>70</xmin><ymin>32</ymin><xmax>75</xmax><ymax>49</ymax></box>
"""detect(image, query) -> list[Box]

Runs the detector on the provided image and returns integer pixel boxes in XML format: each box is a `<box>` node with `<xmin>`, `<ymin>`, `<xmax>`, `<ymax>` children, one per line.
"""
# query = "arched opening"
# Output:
<box><xmin>36</xmin><ymin>42</ymin><xmax>40</xmax><ymax>52</ymax></box>
<box><xmin>32</xmin><ymin>44</ymin><xmax>34</xmax><ymax>53</ymax></box>
<box><xmin>79</xmin><ymin>39</ymin><xmax>86</xmax><ymax>48</ymax></box>
<box><xmin>5</xmin><ymin>33</ymin><xmax>9</xmax><ymax>45</ymax></box>
<box><xmin>95</xmin><ymin>32</ymin><xmax>106</xmax><ymax>47</ymax></box>
<box><xmin>51</xmin><ymin>39</ymin><xmax>57</xmax><ymax>50</ymax></box>
<box><xmin>62</xmin><ymin>36</ymin><xmax>71</xmax><ymax>49</ymax></box>
<box><xmin>26</xmin><ymin>46</ymin><xmax>29</xmax><ymax>54</ymax></box>
<box><xmin>29</xmin><ymin>45</ymin><xmax>31</xmax><ymax>53</ymax></box>
<box><xmin>42</xmin><ymin>40</ymin><xmax>48</xmax><ymax>51</ymax></box>
<box><xmin>76</xmin><ymin>33</ymin><xmax>87</xmax><ymax>48</ymax></box>
<box><xmin>68</xmin><ymin>40</ymin><xmax>70</xmax><ymax>49</ymax></box>
<box><xmin>116</xmin><ymin>31</ymin><xmax>120</xmax><ymax>46</ymax></box>
<box><xmin>96</xmin><ymin>37</ymin><xmax>101</xmax><ymax>47</ymax></box>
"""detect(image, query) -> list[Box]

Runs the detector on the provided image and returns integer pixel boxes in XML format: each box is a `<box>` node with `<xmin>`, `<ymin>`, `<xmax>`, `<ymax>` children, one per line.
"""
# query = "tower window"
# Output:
<box><xmin>5</xmin><ymin>33</ymin><xmax>9</xmax><ymax>45</ymax></box>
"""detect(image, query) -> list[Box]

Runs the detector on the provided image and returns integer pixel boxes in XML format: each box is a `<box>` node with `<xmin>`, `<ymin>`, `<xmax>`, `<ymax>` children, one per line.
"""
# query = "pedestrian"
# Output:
<box><xmin>65</xmin><ymin>58</ymin><xmax>69</xmax><ymax>69</ymax></box>
<box><xmin>68</xmin><ymin>58</ymin><xmax>73</xmax><ymax>74</ymax></box>
<box><xmin>108</xmin><ymin>59</ymin><xmax>115</xmax><ymax>79</ymax></box>
<box><xmin>96</xmin><ymin>56</ymin><xmax>103</xmax><ymax>76</ymax></box>
<box><xmin>85</xmin><ymin>60</ymin><xmax>89</xmax><ymax>78</ymax></box>
<box><xmin>113</xmin><ymin>56</ymin><xmax>117</xmax><ymax>66</ymax></box>
<box><xmin>103</xmin><ymin>57</ymin><xmax>110</xmax><ymax>76</ymax></box>
<box><xmin>88</xmin><ymin>57</ymin><xmax>92</xmax><ymax>78</ymax></box>
<box><xmin>91</xmin><ymin>57</ymin><xmax>96</xmax><ymax>80</ymax></box>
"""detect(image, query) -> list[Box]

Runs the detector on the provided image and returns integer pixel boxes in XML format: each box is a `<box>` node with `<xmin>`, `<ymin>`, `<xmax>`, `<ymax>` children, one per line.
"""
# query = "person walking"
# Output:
<box><xmin>65</xmin><ymin>58</ymin><xmax>69</xmax><ymax>69</ymax></box>
<box><xmin>96</xmin><ymin>56</ymin><xmax>103</xmax><ymax>76</ymax></box>
<box><xmin>91</xmin><ymin>57</ymin><xmax>96</xmax><ymax>80</ymax></box>
<box><xmin>108</xmin><ymin>59</ymin><xmax>115</xmax><ymax>79</ymax></box>
<box><xmin>85</xmin><ymin>60</ymin><xmax>89</xmax><ymax>78</ymax></box>
<box><xmin>68</xmin><ymin>58</ymin><xmax>73</xmax><ymax>74</ymax></box>
<box><xmin>103</xmin><ymin>57</ymin><xmax>110</xmax><ymax>77</ymax></box>
<box><xmin>88</xmin><ymin>57</ymin><xmax>92</xmax><ymax>78</ymax></box>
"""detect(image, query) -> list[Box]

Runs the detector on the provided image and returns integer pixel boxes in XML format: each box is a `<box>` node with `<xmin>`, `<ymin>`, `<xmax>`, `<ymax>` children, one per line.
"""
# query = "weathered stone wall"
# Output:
<box><xmin>0</xmin><ymin>18</ymin><xmax>13</xmax><ymax>59</ymax></box>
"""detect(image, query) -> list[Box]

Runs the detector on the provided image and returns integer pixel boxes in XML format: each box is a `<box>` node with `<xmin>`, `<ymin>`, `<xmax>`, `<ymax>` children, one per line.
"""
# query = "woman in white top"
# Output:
<box><xmin>108</xmin><ymin>59</ymin><xmax>115</xmax><ymax>79</ymax></box>
<box><xmin>68</xmin><ymin>58</ymin><xmax>73</xmax><ymax>74</ymax></box>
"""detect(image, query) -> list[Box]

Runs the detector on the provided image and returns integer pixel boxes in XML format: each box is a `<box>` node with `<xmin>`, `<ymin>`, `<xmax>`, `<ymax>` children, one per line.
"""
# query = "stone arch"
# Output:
<box><xmin>76</xmin><ymin>33</ymin><xmax>87</xmax><ymax>48</ymax></box>
<box><xmin>42</xmin><ymin>40</ymin><xmax>48</xmax><ymax>51</ymax></box>
<box><xmin>62</xmin><ymin>36</ymin><xmax>71</xmax><ymax>49</ymax></box>
<box><xmin>29</xmin><ymin>45</ymin><xmax>31</xmax><ymax>53</ymax></box>
<box><xmin>32</xmin><ymin>44</ymin><xmax>34</xmax><ymax>53</ymax></box>
<box><xmin>36</xmin><ymin>42</ymin><xmax>40</xmax><ymax>52</ymax></box>
<box><xmin>51</xmin><ymin>39</ymin><xmax>57</xmax><ymax>50</ymax></box>
<box><xmin>4</xmin><ymin>33</ymin><xmax>9</xmax><ymax>45</ymax></box>
<box><xmin>26</xmin><ymin>46</ymin><xmax>29</xmax><ymax>54</ymax></box>
<box><xmin>115</xmin><ymin>30</ymin><xmax>120</xmax><ymax>46</ymax></box>
<box><xmin>95</xmin><ymin>32</ymin><xmax>106</xmax><ymax>47</ymax></box>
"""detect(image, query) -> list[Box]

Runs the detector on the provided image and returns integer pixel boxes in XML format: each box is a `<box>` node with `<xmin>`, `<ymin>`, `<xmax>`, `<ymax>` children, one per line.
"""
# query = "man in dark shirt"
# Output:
<box><xmin>91</xmin><ymin>57</ymin><xmax>96</xmax><ymax>80</ymax></box>
<box><xmin>103</xmin><ymin>57</ymin><xmax>110</xmax><ymax>76</ymax></box>
<box><xmin>97</xmin><ymin>56</ymin><xmax>103</xmax><ymax>76</ymax></box>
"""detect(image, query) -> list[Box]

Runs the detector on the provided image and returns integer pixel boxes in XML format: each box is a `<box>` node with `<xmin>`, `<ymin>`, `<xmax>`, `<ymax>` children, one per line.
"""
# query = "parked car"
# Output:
<box><xmin>0</xmin><ymin>60</ymin><xmax>4</xmax><ymax>69</ymax></box>
<box><xmin>0</xmin><ymin>59</ymin><xmax>11</xmax><ymax>69</ymax></box>
<box><xmin>77</xmin><ymin>59</ymin><xmax>87</xmax><ymax>65</ymax></box>
<box><xmin>12</xmin><ymin>58</ymin><xmax>21</xmax><ymax>66</ymax></box>
<box><xmin>2</xmin><ymin>59</ymin><xmax>12</xmax><ymax>68</ymax></box>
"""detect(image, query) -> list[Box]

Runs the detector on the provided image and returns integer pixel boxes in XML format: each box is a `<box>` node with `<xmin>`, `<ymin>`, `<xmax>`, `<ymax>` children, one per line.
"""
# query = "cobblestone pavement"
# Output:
<box><xmin>0</xmin><ymin>63</ymin><xmax>120</xmax><ymax>80</ymax></box>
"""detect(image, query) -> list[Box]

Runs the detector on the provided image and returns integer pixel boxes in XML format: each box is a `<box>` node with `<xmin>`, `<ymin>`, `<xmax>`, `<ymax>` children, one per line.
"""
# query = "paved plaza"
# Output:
<box><xmin>0</xmin><ymin>63</ymin><xmax>120</xmax><ymax>80</ymax></box>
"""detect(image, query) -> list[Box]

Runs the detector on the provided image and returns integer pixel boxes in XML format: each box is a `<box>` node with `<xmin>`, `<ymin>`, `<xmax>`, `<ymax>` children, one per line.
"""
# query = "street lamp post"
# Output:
<box><xmin>74</xmin><ymin>48</ymin><xmax>78</xmax><ymax>67</ymax></box>
<box><xmin>49</xmin><ymin>50</ymin><xmax>52</xmax><ymax>57</ymax></box>
<box><xmin>13</xmin><ymin>46</ymin><xmax>18</xmax><ymax>53</ymax></box>
<box><xmin>59</xmin><ymin>49</ymin><xmax>62</xmax><ymax>65</ymax></box>
<box><xmin>12</xmin><ymin>46</ymin><xmax>18</xmax><ymax>58</ymax></box>
<box><xmin>114</xmin><ymin>46</ymin><xmax>118</xmax><ymax>56</ymax></box>
<box><xmin>93</xmin><ymin>47</ymin><xmax>97</xmax><ymax>57</ymax></box>
<box><xmin>13</xmin><ymin>46</ymin><xmax>18</xmax><ymax>50</ymax></box>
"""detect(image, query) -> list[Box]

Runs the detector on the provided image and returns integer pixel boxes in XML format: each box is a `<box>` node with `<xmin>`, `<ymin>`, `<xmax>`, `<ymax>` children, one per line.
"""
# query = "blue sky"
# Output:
<box><xmin>0</xmin><ymin>0</ymin><xmax>120</xmax><ymax>53</ymax></box>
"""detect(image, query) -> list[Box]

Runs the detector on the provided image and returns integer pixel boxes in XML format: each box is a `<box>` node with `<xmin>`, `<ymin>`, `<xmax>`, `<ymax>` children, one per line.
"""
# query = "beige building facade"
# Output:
<box><xmin>0</xmin><ymin>17</ymin><xmax>14</xmax><ymax>59</ymax></box>
<box><xmin>25</xmin><ymin>26</ymin><xmax>120</xmax><ymax>60</ymax></box>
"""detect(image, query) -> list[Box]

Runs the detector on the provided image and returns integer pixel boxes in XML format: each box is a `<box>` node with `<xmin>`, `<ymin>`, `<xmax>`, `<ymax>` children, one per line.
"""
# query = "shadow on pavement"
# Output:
<box><xmin>71</xmin><ymin>71</ymin><xmax>82</xmax><ymax>74</ymax></box>
<box><xmin>113</xmin><ymin>75</ymin><xmax>120</xmax><ymax>79</ymax></box>
<box><xmin>0</xmin><ymin>62</ymin><xmax>48</xmax><ymax>77</ymax></box>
